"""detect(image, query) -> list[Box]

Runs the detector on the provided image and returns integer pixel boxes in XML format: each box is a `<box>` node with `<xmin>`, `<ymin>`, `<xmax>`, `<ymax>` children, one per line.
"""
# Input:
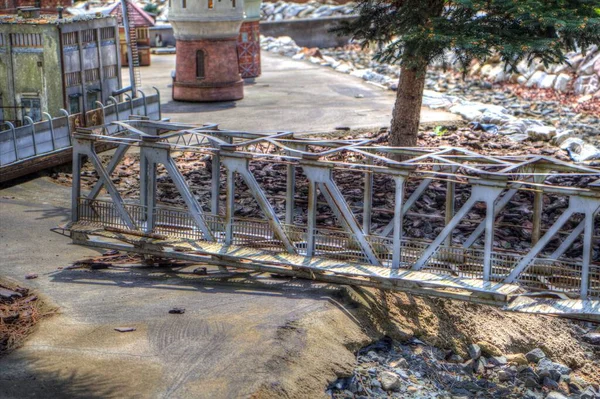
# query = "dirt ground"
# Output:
<box><xmin>248</xmin><ymin>285</ymin><xmax>600</xmax><ymax>398</ymax></box>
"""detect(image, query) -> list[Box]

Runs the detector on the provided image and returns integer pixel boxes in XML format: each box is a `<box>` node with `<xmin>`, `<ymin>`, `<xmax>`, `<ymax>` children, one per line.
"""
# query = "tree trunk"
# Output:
<box><xmin>389</xmin><ymin>62</ymin><xmax>427</xmax><ymax>149</ymax></box>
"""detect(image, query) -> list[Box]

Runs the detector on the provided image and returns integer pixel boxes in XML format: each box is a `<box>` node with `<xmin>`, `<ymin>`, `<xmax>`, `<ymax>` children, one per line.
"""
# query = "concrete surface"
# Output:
<box><xmin>132</xmin><ymin>52</ymin><xmax>459</xmax><ymax>132</ymax></box>
<box><xmin>0</xmin><ymin>179</ymin><xmax>353</xmax><ymax>398</ymax></box>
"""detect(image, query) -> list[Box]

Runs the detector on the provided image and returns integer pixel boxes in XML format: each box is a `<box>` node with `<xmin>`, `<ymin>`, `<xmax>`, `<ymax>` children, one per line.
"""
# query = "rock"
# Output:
<box><xmin>539</xmin><ymin>74</ymin><xmax>557</xmax><ymax>89</ymax></box>
<box><xmin>526</xmin><ymin>70</ymin><xmax>547</xmax><ymax>87</ymax></box>
<box><xmin>477</xmin><ymin>341</ymin><xmax>503</xmax><ymax>357</ymax></box>
<box><xmin>379</xmin><ymin>371</ymin><xmax>401</xmax><ymax>392</ymax></box>
<box><xmin>517</xmin><ymin>75</ymin><xmax>528</xmax><ymax>85</ymax></box>
<box><xmin>560</xmin><ymin>138</ymin><xmax>600</xmax><ymax>162</ymax></box>
<box><xmin>552</xmin><ymin>130</ymin><xmax>574</xmax><ymax>145</ymax></box>
<box><xmin>448</xmin><ymin>354</ymin><xmax>465</xmax><ymax>364</ymax></box>
<box><xmin>467</xmin><ymin>343</ymin><xmax>482</xmax><ymax>360</ymax></box>
<box><xmin>25</xmin><ymin>273</ymin><xmax>38</xmax><ymax>279</ymax></box>
<box><xmin>389</xmin><ymin>358</ymin><xmax>408</xmax><ymax>368</ymax></box>
<box><xmin>498</xmin><ymin>370</ymin><xmax>514</xmax><ymax>382</ymax></box>
<box><xmin>523</xmin><ymin>390</ymin><xmax>544</xmax><ymax>399</ymax></box>
<box><xmin>473</xmin><ymin>357</ymin><xmax>486</xmax><ymax>374</ymax></box>
<box><xmin>525</xmin><ymin>348</ymin><xmax>546</xmax><ymax>364</ymax></box>
<box><xmin>526</xmin><ymin>125</ymin><xmax>556</xmax><ymax>141</ymax></box>
<box><xmin>542</xmin><ymin>376</ymin><xmax>559</xmax><ymax>390</ymax></box>
<box><xmin>506</xmin><ymin>353</ymin><xmax>528</xmax><ymax>365</ymax></box>
<box><xmin>582</xmin><ymin>332</ymin><xmax>600</xmax><ymax>345</ymax></box>
<box><xmin>536</xmin><ymin>358</ymin><xmax>571</xmax><ymax>381</ymax></box>
<box><xmin>579</xmin><ymin>53</ymin><xmax>600</xmax><ymax>75</ymax></box>
<box><xmin>554</xmin><ymin>73</ymin><xmax>572</xmax><ymax>92</ymax></box>
<box><xmin>489</xmin><ymin>356</ymin><xmax>508</xmax><ymax>366</ymax></box>
<box><xmin>524</xmin><ymin>376</ymin><xmax>540</xmax><ymax>389</ymax></box>
<box><xmin>545</xmin><ymin>392</ymin><xmax>569</xmax><ymax>399</ymax></box>
<box><xmin>580</xmin><ymin>386</ymin><xmax>600</xmax><ymax>399</ymax></box>
<box><xmin>450</xmin><ymin>104</ymin><xmax>483</xmax><ymax>121</ymax></box>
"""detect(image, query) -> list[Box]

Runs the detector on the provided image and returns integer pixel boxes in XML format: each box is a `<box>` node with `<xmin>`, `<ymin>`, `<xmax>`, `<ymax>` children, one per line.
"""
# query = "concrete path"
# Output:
<box><xmin>133</xmin><ymin>52</ymin><xmax>458</xmax><ymax>132</ymax></box>
<box><xmin>0</xmin><ymin>179</ymin><xmax>355</xmax><ymax>398</ymax></box>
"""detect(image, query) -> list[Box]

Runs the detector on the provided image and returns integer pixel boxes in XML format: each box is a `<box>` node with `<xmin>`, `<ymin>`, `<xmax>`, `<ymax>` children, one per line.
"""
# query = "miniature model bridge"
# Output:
<box><xmin>59</xmin><ymin>120</ymin><xmax>600</xmax><ymax>321</ymax></box>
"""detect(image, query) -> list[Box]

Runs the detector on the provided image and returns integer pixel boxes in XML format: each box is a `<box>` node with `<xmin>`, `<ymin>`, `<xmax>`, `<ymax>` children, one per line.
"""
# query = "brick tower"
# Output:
<box><xmin>237</xmin><ymin>0</ymin><xmax>261</xmax><ymax>78</ymax></box>
<box><xmin>170</xmin><ymin>0</ymin><xmax>244</xmax><ymax>102</ymax></box>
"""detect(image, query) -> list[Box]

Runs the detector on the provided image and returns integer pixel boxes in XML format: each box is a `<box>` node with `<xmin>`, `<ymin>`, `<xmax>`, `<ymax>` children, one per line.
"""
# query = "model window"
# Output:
<box><xmin>231</xmin><ymin>0</ymin><xmax>235</xmax><ymax>7</ymax></box>
<box><xmin>68</xmin><ymin>96</ymin><xmax>80</xmax><ymax>114</ymax></box>
<box><xmin>196</xmin><ymin>50</ymin><xmax>205</xmax><ymax>79</ymax></box>
<box><xmin>0</xmin><ymin>96</ymin><xmax>4</xmax><ymax>122</ymax></box>
<box><xmin>208</xmin><ymin>0</ymin><xmax>213</xmax><ymax>9</ymax></box>
<box><xmin>182</xmin><ymin>0</ymin><xmax>186</xmax><ymax>8</ymax></box>
<box><xmin>21</xmin><ymin>98</ymin><xmax>41</xmax><ymax>122</ymax></box>
<box><xmin>87</xmin><ymin>92</ymin><xmax>99</xmax><ymax>109</ymax></box>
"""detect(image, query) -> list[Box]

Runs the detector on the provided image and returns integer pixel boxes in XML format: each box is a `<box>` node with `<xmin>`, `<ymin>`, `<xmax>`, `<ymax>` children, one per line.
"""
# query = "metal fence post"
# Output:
<box><xmin>5</xmin><ymin>122</ymin><xmax>19</xmax><ymax>162</ymax></box>
<box><xmin>23</xmin><ymin>116</ymin><xmax>38</xmax><ymax>156</ymax></box>
<box><xmin>152</xmin><ymin>86</ymin><xmax>161</xmax><ymax>120</ymax></box>
<box><xmin>137</xmin><ymin>89</ymin><xmax>147</xmax><ymax>117</ymax></box>
<box><xmin>59</xmin><ymin>109</ymin><xmax>71</xmax><ymax>145</ymax></box>
<box><xmin>43</xmin><ymin>112</ymin><xmax>56</xmax><ymax>150</ymax></box>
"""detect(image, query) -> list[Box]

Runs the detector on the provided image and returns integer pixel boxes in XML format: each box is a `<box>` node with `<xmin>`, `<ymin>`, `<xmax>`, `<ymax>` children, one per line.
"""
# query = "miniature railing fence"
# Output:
<box><xmin>0</xmin><ymin>88</ymin><xmax>161</xmax><ymax>168</ymax></box>
<box><xmin>69</xmin><ymin>120</ymin><xmax>600</xmax><ymax>300</ymax></box>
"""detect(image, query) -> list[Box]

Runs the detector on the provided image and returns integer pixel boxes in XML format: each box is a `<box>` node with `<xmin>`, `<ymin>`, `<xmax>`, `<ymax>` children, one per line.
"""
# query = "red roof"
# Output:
<box><xmin>108</xmin><ymin>1</ymin><xmax>154</xmax><ymax>28</ymax></box>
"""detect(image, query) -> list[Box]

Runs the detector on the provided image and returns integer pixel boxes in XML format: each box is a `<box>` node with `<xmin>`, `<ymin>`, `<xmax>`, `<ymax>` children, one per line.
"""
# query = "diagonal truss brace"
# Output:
<box><xmin>72</xmin><ymin>138</ymin><xmax>137</xmax><ymax>229</ymax></box>
<box><xmin>221</xmin><ymin>154</ymin><xmax>297</xmax><ymax>254</ymax></box>
<box><xmin>504</xmin><ymin>195</ymin><xmax>600</xmax><ymax>298</ymax></box>
<box><xmin>302</xmin><ymin>163</ymin><xmax>382</xmax><ymax>266</ymax></box>
<box><xmin>412</xmin><ymin>179</ymin><xmax>506</xmax><ymax>280</ymax></box>
<box><xmin>141</xmin><ymin>144</ymin><xmax>215</xmax><ymax>241</ymax></box>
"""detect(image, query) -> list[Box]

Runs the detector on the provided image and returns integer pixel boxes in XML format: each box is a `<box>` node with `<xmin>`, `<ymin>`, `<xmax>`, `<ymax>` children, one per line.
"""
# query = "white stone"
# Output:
<box><xmin>539</xmin><ymin>74</ymin><xmax>557</xmax><ymax>89</ymax></box>
<box><xmin>560</xmin><ymin>138</ymin><xmax>600</xmax><ymax>162</ymax></box>
<box><xmin>526</xmin><ymin>125</ymin><xmax>557</xmax><ymax>141</ymax></box>
<box><xmin>291</xmin><ymin>53</ymin><xmax>305</xmax><ymax>61</ymax></box>
<box><xmin>350</xmin><ymin>69</ymin><xmax>371</xmax><ymax>80</ymax></box>
<box><xmin>526</xmin><ymin>70</ymin><xmax>547</xmax><ymax>88</ymax></box>
<box><xmin>578</xmin><ymin>53</ymin><xmax>600</xmax><ymax>75</ymax></box>
<box><xmin>449</xmin><ymin>104</ymin><xmax>484</xmax><ymax>121</ymax></box>
<box><xmin>335</xmin><ymin>64</ymin><xmax>353</xmax><ymax>74</ymax></box>
<box><xmin>517</xmin><ymin>75</ymin><xmax>528</xmax><ymax>85</ymax></box>
<box><xmin>554</xmin><ymin>74</ymin><xmax>572</xmax><ymax>92</ymax></box>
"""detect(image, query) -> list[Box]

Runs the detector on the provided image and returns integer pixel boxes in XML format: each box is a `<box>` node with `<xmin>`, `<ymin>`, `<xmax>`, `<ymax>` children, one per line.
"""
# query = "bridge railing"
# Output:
<box><xmin>70</xmin><ymin>121</ymin><xmax>600</xmax><ymax>299</ymax></box>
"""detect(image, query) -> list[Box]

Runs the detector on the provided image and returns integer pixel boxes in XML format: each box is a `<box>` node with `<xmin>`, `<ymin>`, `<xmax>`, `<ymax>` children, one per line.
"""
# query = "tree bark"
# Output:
<box><xmin>389</xmin><ymin>62</ymin><xmax>428</xmax><ymax>149</ymax></box>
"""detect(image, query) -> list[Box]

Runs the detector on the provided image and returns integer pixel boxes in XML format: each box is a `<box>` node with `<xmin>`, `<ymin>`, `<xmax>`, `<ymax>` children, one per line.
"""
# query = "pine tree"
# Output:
<box><xmin>336</xmin><ymin>0</ymin><xmax>600</xmax><ymax>148</ymax></box>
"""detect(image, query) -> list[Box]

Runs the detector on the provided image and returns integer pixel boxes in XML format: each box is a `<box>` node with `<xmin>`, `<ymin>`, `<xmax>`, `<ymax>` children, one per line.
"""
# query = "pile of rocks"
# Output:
<box><xmin>328</xmin><ymin>338</ymin><xmax>600</xmax><ymax>399</ymax></box>
<box><xmin>260</xmin><ymin>36</ymin><xmax>600</xmax><ymax>162</ymax></box>
<box><xmin>261</xmin><ymin>1</ymin><xmax>355</xmax><ymax>21</ymax></box>
<box><xmin>462</xmin><ymin>47</ymin><xmax>600</xmax><ymax>98</ymax></box>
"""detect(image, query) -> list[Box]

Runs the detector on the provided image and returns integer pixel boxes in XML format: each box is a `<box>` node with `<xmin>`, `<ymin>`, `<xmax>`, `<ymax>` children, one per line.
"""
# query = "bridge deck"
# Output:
<box><xmin>61</xmin><ymin>222</ymin><xmax>600</xmax><ymax>320</ymax></box>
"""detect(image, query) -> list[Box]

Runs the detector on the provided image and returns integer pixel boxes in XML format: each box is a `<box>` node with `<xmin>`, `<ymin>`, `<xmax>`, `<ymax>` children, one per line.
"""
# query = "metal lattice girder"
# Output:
<box><xmin>69</xmin><ymin>120</ymin><xmax>600</xmax><ymax>301</ymax></box>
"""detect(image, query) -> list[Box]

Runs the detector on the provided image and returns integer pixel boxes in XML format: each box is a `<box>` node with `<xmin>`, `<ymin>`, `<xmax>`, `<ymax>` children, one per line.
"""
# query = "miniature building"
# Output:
<box><xmin>0</xmin><ymin>0</ymin><xmax>73</xmax><ymax>14</ymax></box>
<box><xmin>169</xmin><ymin>0</ymin><xmax>244</xmax><ymax>102</ymax></box>
<box><xmin>237</xmin><ymin>0</ymin><xmax>260</xmax><ymax>78</ymax></box>
<box><xmin>106</xmin><ymin>1</ymin><xmax>155</xmax><ymax>67</ymax></box>
<box><xmin>0</xmin><ymin>12</ymin><xmax>121</xmax><ymax>126</ymax></box>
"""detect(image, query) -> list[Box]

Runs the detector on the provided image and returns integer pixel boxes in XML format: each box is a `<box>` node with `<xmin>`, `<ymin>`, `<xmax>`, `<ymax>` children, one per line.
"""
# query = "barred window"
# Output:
<box><xmin>100</xmin><ymin>27</ymin><xmax>115</xmax><ymax>40</ymax></box>
<box><xmin>10</xmin><ymin>33</ymin><xmax>43</xmax><ymax>48</ymax></box>
<box><xmin>62</xmin><ymin>32</ymin><xmax>78</xmax><ymax>46</ymax></box>
<box><xmin>103</xmin><ymin>65</ymin><xmax>118</xmax><ymax>79</ymax></box>
<box><xmin>81</xmin><ymin>29</ymin><xmax>96</xmax><ymax>44</ymax></box>
<box><xmin>196</xmin><ymin>50</ymin><xmax>205</xmax><ymax>79</ymax></box>
<box><xmin>136</xmin><ymin>28</ymin><xmax>148</xmax><ymax>40</ymax></box>
<box><xmin>65</xmin><ymin>71</ymin><xmax>82</xmax><ymax>87</ymax></box>
<box><xmin>84</xmin><ymin>68</ymin><xmax>100</xmax><ymax>82</ymax></box>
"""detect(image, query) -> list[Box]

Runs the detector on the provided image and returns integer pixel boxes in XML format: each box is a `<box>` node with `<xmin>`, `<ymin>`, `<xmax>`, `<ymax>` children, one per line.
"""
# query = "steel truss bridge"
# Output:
<box><xmin>58</xmin><ymin>120</ymin><xmax>600</xmax><ymax>321</ymax></box>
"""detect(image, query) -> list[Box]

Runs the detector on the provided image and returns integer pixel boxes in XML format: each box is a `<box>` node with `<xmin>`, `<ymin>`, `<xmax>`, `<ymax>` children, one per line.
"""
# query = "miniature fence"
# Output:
<box><xmin>0</xmin><ymin>89</ymin><xmax>161</xmax><ymax>168</ymax></box>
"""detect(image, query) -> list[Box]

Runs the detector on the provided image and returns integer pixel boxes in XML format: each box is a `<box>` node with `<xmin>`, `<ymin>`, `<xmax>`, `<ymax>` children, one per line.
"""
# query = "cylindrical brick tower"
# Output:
<box><xmin>237</xmin><ymin>0</ymin><xmax>261</xmax><ymax>78</ymax></box>
<box><xmin>170</xmin><ymin>0</ymin><xmax>244</xmax><ymax>101</ymax></box>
